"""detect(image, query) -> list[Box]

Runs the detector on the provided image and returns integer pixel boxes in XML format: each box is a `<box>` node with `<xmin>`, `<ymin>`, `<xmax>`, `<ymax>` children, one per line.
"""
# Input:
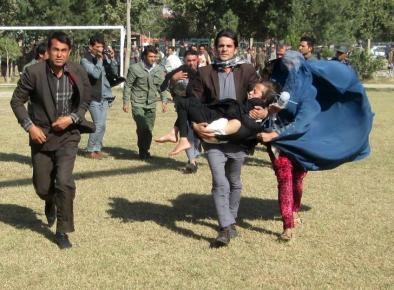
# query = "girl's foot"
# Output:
<box><xmin>169</xmin><ymin>138</ymin><xmax>191</xmax><ymax>156</ymax></box>
<box><xmin>279</xmin><ymin>228</ymin><xmax>293</xmax><ymax>242</ymax></box>
<box><xmin>293</xmin><ymin>212</ymin><xmax>302</xmax><ymax>227</ymax></box>
<box><xmin>155</xmin><ymin>129</ymin><xmax>178</xmax><ymax>143</ymax></box>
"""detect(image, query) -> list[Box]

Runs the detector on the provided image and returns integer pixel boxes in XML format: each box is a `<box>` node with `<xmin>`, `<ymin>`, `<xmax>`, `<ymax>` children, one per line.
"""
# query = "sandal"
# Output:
<box><xmin>279</xmin><ymin>228</ymin><xmax>293</xmax><ymax>242</ymax></box>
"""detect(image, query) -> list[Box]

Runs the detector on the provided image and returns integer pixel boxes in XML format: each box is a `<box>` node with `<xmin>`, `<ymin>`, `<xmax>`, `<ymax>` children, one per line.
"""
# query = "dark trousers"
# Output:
<box><xmin>132</xmin><ymin>106</ymin><xmax>156</xmax><ymax>155</ymax></box>
<box><xmin>31</xmin><ymin>141</ymin><xmax>78</xmax><ymax>233</ymax></box>
<box><xmin>175</xmin><ymin>97</ymin><xmax>222</xmax><ymax>138</ymax></box>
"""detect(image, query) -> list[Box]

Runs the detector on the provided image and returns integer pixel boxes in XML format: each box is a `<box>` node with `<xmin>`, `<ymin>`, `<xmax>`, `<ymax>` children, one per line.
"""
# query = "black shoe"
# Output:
<box><xmin>229</xmin><ymin>224</ymin><xmax>238</xmax><ymax>238</ymax></box>
<box><xmin>55</xmin><ymin>232</ymin><xmax>72</xmax><ymax>249</ymax></box>
<box><xmin>182</xmin><ymin>162</ymin><xmax>198</xmax><ymax>174</ymax></box>
<box><xmin>45</xmin><ymin>201</ymin><xmax>56</xmax><ymax>228</ymax></box>
<box><xmin>215</xmin><ymin>227</ymin><xmax>231</xmax><ymax>246</ymax></box>
<box><xmin>139</xmin><ymin>151</ymin><xmax>151</xmax><ymax>160</ymax></box>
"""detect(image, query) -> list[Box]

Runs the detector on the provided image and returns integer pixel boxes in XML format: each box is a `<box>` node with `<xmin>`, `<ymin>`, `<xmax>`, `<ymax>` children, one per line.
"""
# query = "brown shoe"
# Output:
<box><xmin>95</xmin><ymin>151</ymin><xmax>109</xmax><ymax>158</ymax></box>
<box><xmin>85</xmin><ymin>152</ymin><xmax>103</xmax><ymax>160</ymax></box>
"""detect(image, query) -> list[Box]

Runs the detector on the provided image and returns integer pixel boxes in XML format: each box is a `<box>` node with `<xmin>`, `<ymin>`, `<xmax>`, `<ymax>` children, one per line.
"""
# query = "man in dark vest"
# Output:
<box><xmin>10</xmin><ymin>31</ymin><xmax>94</xmax><ymax>249</ymax></box>
<box><xmin>81</xmin><ymin>34</ymin><xmax>119</xmax><ymax>159</ymax></box>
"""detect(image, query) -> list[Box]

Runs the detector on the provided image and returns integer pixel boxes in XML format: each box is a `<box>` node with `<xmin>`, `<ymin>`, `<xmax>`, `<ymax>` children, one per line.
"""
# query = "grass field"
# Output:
<box><xmin>0</xmin><ymin>89</ymin><xmax>393</xmax><ymax>289</ymax></box>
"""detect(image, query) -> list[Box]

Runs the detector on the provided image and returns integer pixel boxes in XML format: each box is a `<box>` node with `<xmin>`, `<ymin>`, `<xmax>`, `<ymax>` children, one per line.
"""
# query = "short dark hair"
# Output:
<box><xmin>214</xmin><ymin>29</ymin><xmax>238</xmax><ymax>48</ymax></box>
<box><xmin>89</xmin><ymin>33</ymin><xmax>105</xmax><ymax>46</ymax></box>
<box><xmin>300</xmin><ymin>36</ymin><xmax>314</xmax><ymax>48</ymax></box>
<box><xmin>142</xmin><ymin>45</ymin><xmax>158</xmax><ymax>57</ymax></box>
<box><xmin>184</xmin><ymin>49</ymin><xmax>199</xmax><ymax>58</ymax></box>
<box><xmin>48</xmin><ymin>31</ymin><xmax>72</xmax><ymax>49</ymax></box>
<box><xmin>35</xmin><ymin>42</ymin><xmax>47</xmax><ymax>59</ymax></box>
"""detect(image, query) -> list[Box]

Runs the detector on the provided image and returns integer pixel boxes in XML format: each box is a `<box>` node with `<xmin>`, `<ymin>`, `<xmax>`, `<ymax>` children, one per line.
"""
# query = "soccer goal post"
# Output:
<box><xmin>0</xmin><ymin>25</ymin><xmax>126</xmax><ymax>77</ymax></box>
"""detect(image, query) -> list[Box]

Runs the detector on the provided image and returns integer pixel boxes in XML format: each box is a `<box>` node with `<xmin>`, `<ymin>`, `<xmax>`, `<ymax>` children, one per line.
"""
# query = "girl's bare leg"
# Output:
<box><xmin>155</xmin><ymin>127</ymin><xmax>179</xmax><ymax>143</ymax></box>
<box><xmin>169</xmin><ymin>137</ymin><xmax>191</xmax><ymax>156</ymax></box>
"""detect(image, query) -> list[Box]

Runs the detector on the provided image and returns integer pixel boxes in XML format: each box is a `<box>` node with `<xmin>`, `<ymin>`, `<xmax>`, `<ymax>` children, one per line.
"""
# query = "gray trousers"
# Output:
<box><xmin>205</xmin><ymin>143</ymin><xmax>247</xmax><ymax>228</ymax></box>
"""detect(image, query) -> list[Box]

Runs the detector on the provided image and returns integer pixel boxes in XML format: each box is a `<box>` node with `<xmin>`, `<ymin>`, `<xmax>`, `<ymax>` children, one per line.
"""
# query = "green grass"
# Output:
<box><xmin>0</xmin><ymin>89</ymin><xmax>393</xmax><ymax>289</ymax></box>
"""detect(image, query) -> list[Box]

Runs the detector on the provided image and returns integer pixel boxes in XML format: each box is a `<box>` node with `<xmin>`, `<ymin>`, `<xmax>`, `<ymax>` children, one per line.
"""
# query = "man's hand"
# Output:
<box><xmin>192</xmin><ymin>122</ymin><xmax>215</xmax><ymax>139</ymax></box>
<box><xmin>249</xmin><ymin>106</ymin><xmax>268</xmax><ymax>120</ymax></box>
<box><xmin>257</xmin><ymin>131</ymin><xmax>279</xmax><ymax>143</ymax></box>
<box><xmin>52</xmin><ymin>116</ymin><xmax>73</xmax><ymax>132</ymax></box>
<box><xmin>268</xmin><ymin>103</ymin><xmax>283</xmax><ymax>114</ymax></box>
<box><xmin>123</xmin><ymin>103</ymin><xmax>129</xmax><ymax>113</ymax></box>
<box><xmin>91</xmin><ymin>47</ymin><xmax>103</xmax><ymax>59</ymax></box>
<box><xmin>107</xmin><ymin>46</ymin><xmax>115</xmax><ymax>59</ymax></box>
<box><xmin>28</xmin><ymin>125</ymin><xmax>47</xmax><ymax>144</ymax></box>
<box><xmin>161</xmin><ymin>102</ymin><xmax>168</xmax><ymax>113</ymax></box>
<box><xmin>171</xmin><ymin>70</ymin><xmax>188</xmax><ymax>82</ymax></box>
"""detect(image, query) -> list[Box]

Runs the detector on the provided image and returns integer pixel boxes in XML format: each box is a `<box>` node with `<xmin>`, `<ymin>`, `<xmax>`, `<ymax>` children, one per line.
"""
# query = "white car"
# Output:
<box><xmin>370</xmin><ymin>46</ymin><xmax>386</xmax><ymax>58</ymax></box>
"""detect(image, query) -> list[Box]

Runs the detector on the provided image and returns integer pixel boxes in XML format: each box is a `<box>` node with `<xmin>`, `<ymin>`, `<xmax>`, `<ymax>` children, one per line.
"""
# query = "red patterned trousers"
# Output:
<box><xmin>269</xmin><ymin>152</ymin><xmax>308</xmax><ymax>229</ymax></box>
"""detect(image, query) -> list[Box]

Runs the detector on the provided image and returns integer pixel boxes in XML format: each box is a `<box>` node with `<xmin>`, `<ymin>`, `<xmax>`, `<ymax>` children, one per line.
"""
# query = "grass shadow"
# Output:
<box><xmin>0</xmin><ymin>204</ymin><xmax>55</xmax><ymax>244</ymax></box>
<box><xmin>244</xmin><ymin>156</ymin><xmax>272</xmax><ymax>167</ymax></box>
<box><xmin>78</xmin><ymin>146</ymin><xmax>140</xmax><ymax>160</ymax></box>
<box><xmin>107</xmin><ymin>193</ymin><xmax>312</xmax><ymax>245</ymax></box>
<box><xmin>1</xmin><ymin>150</ymin><xmax>188</xmax><ymax>188</ymax></box>
<box><xmin>0</xmin><ymin>152</ymin><xmax>31</xmax><ymax>165</ymax></box>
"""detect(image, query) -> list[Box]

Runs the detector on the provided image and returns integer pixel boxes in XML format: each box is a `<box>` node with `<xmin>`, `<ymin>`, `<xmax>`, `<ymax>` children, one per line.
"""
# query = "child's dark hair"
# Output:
<box><xmin>260</xmin><ymin>80</ymin><xmax>280</xmax><ymax>107</ymax></box>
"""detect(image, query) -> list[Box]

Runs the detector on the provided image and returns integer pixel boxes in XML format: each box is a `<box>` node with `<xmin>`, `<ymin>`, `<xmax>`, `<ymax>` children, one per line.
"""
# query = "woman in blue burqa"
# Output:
<box><xmin>259</xmin><ymin>50</ymin><xmax>374</xmax><ymax>241</ymax></box>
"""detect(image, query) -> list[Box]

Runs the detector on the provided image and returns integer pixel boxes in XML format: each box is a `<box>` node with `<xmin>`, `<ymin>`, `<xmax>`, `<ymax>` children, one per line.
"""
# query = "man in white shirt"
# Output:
<box><xmin>164</xmin><ymin>46</ymin><xmax>182</xmax><ymax>72</ymax></box>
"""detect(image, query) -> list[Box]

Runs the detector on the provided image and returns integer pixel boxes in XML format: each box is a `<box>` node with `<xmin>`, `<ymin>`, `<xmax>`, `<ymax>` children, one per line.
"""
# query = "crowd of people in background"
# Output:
<box><xmin>5</xmin><ymin>36</ymin><xmax>394</xmax><ymax>83</ymax></box>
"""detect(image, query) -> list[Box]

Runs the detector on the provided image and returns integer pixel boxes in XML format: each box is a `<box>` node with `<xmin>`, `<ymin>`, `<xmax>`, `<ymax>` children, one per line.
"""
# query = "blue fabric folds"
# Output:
<box><xmin>271</xmin><ymin>53</ymin><xmax>374</xmax><ymax>170</ymax></box>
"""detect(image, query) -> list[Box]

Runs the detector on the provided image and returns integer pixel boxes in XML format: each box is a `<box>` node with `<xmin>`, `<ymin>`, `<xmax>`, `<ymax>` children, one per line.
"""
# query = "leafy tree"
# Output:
<box><xmin>350</xmin><ymin>49</ymin><xmax>385</xmax><ymax>80</ymax></box>
<box><xmin>0</xmin><ymin>36</ymin><xmax>22</xmax><ymax>82</ymax></box>
<box><xmin>217</xmin><ymin>9</ymin><xmax>239</xmax><ymax>35</ymax></box>
<box><xmin>1</xmin><ymin>0</ymin><xmax>392</xmax><ymax>54</ymax></box>
<box><xmin>355</xmin><ymin>0</ymin><xmax>393</xmax><ymax>45</ymax></box>
<box><xmin>0</xmin><ymin>0</ymin><xmax>19</xmax><ymax>25</ymax></box>
<box><xmin>165</xmin><ymin>0</ymin><xmax>230</xmax><ymax>38</ymax></box>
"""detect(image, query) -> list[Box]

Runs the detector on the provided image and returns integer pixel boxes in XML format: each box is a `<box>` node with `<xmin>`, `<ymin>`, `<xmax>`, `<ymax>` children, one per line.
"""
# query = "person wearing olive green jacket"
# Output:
<box><xmin>123</xmin><ymin>45</ymin><xmax>170</xmax><ymax>159</ymax></box>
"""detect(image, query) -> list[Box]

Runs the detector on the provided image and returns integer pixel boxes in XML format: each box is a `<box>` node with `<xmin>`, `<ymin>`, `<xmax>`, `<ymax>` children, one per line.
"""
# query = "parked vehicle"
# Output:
<box><xmin>370</xmin><ymin>45</ymin><xmax>387</xmax><ymax>58</ymax></box>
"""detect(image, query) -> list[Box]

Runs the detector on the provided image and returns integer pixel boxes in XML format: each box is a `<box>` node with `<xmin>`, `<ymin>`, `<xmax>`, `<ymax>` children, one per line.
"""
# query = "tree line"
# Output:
<box><xmin>1</xmin><ymin>0</ymin><xmax>392</xmax><ymax>45</ymax></box>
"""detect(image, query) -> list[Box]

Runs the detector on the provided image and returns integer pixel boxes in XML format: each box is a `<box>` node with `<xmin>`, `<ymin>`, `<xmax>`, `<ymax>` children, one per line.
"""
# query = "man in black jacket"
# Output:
<box><xmin>10</xmin><ymin>31</ymin><xmax>93</xmax><ymax>249</ymax></box>
<box><xmin>155</xmin><ymin>49</ymin><xmax>201</xmax><ymax>173</ymax></box>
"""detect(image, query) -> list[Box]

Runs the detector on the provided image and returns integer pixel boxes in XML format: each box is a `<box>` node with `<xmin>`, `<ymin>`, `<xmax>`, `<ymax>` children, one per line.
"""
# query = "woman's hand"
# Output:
<box><xmin>268</xmin><ymin>103</ymin><xmax>283</xmax><ymax>114</ymax></box>
<box><xmin>257</xmin><ymin>131</ymin><xmax>279</xmax><ymax>143</ymax></box>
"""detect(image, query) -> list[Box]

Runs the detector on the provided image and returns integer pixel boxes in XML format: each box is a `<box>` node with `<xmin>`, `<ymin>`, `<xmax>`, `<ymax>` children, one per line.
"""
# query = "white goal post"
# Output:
<box><xmin>0</xmin><ymin>25</ymin><xmax>126</xmax><ymax>77</ymax></box>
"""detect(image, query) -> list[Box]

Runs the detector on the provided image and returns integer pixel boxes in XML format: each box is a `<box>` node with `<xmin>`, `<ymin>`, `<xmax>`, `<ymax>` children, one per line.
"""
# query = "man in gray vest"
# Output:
<box><xmin>81</xmin><ymin>34</ymin><xmax>119</xmax><ymax>159</ymax></box>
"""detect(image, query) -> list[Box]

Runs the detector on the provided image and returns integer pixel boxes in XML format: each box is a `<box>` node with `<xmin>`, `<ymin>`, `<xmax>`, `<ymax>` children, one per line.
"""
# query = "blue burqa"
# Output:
<box><xmin>270</xmin><ymin>51</ymin><xmax>374</xmax><ymax>171</ymax></box>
